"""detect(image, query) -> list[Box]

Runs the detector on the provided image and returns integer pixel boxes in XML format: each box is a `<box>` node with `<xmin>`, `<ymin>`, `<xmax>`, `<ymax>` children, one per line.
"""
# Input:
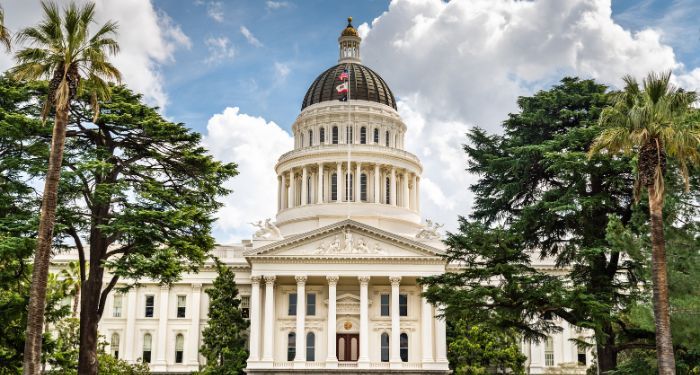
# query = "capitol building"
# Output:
<box><xmin>52</xmin><ymin>18</ymin><xmax>591</xmax><ymax>375</ymax></box>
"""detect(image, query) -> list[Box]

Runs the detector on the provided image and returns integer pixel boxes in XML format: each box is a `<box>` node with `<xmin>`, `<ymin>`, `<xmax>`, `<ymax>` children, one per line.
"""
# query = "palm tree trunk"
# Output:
<box><xmin>648</xmin><ymin>185</ymin><xmax>676</xmax><ymax>375</ymax></box>
<box><xmin>22</xmin><ymin>105</ymin><xmax>70</xmax><ymax>375</ymax></box>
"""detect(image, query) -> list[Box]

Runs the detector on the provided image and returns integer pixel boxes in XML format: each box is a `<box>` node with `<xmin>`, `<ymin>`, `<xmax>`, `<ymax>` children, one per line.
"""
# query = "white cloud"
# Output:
<box><xmin>266</xmin><ymin>1</ymin><xmax>291</xmax><ymax>10</ymax></box>
<box><xmin>204</xmin><ymin>37</ymin><xmax>235</xmax><ymax>64</ymax></box>
<box><xmin>274</xmin><ymin>62</ymin><xmax>291</xmax><ymax>80</ymax></box>
<box><xmin>240</xmin><ymin>26</ymin><xmax>263</xmax><ymax>47</ymax></box>
<box><xmin>206</xmin><ymin>1</ymin><xmax>224</xmax><ymax>23</ymax></box>
<box><xmin>0</xmin><ymin>0</ymin><xmax>190</xmax><ymax>111</ymax></box>
<box><xmin>358</xmin><ymin>0</ymin><xmax>700</xmax><ymax>231</ymax></box>
<box><xmin>203</xmin><ymin>107</ymin><xmax>294</xmax><ymax>242</ymax></box>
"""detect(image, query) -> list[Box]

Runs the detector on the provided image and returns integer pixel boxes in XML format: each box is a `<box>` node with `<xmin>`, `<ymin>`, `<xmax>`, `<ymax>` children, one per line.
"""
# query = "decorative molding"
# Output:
<box><xmin>326</xmin><ymin>275</ymin><xmax>340</xmax><ymax>285</ymax></box>
<box><xmin>314</xmin><ymin>230</ymin><xmax>383</xmax><ymax>255</ymax></box>
<box><xmin>250</xmin><ymin>275</ymin><xmax>262</xmax><ymax>284</ymax></box>
<box><xmin>358</xmin><ymin>276</ymin><xmax>370</xmax><ymax>285</ymax></box>
<box><xmin>295</xmin><ymin>275</ymin><xmax>307</xmax><ymax>285</ymax></box>
<box><xmin>264</xmin><ymin>275</ymin><xmax>276</xmax><ymax>285</ymax></box>
<box><xmin>389</xmin><ymin>276</ymin><xmax>402</xmax><ymax>286</ymax></box>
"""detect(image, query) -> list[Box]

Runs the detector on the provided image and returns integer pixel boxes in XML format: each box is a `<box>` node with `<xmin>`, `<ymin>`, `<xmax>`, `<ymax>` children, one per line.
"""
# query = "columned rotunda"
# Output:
<box><xmin>51</xmin><ymin>18</ymin><xmax>591</xmax><ymax>375</ymax></box>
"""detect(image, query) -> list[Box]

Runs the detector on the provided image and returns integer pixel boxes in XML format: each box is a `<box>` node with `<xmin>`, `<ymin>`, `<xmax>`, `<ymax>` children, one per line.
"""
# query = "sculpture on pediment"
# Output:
<box><xmin>314</xmin><ymin>231</ymin><xmax>383</xmax><ymax>255</ymax></box>
<box><xmin>416</xmin><ymin>218</ymin><xmax>444</xmax><ymax>240</ymax></box>
<box><xmin>250</xmin><ymin>218</ymin><xmax>284</xmax><ymax>240</ymax></box>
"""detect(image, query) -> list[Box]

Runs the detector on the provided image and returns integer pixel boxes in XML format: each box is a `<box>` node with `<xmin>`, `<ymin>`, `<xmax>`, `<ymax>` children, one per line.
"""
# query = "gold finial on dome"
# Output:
<box><xmin>341</xmin><ymin>16</ymin><xmax>358</xmax><ymax>37</ymax></box>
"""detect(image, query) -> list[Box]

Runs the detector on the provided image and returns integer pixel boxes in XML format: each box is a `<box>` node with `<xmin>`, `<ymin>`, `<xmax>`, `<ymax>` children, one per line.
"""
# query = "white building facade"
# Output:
<box><xmin>51</xmin><ymin>18</ymin><xmax>591</xmax><ymax>375</ymax></box>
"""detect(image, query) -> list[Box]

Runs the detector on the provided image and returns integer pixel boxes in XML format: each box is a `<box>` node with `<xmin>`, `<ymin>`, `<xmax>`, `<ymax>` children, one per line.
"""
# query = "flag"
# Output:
<box><xmin>336</xmin><ymin>82</ymin><xmax>348</xmax><ymax>94</ymax></box>
<box><xmin>338</xmin><ymin>71</ymin><xmax>348</xmax><ymax>81</ymax></box>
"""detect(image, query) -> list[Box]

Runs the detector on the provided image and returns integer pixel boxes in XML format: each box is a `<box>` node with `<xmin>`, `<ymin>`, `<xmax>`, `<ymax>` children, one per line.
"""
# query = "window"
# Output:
<box><xmin>287</xmin><ymin>332</ymin><xmax>296</xmax><ymax>361</ymax></box>
<box><xmin>544</xmin><ymin>336</ymin><xmax>554</xmax><ymax>366</ymax></box>
<box><xmin>177</xmin><ymin>295</ymin><xmax>186</xmax><ymax>318</ymax></box>
<box><xmin>400</xmin><ymin>333</ymin><xmax>408</xmax><ymax>362</ymax></box>
<box><xmin>385</xmin><ymin>131</ymin><xmax>390</xmax><ymax>147</ymax></box>
<box><xmin>142</xmin><ymin>333</ymin><xmax>152</xmax><ymax>363</ymax></box>
<box><xmin>346</xmin><ymin>126</ymin><xmax>353</xmax><ymax>144</ymax></box>
<box><xmin>331</xmin><ymin>173</ymin><xmax>338</xmax><ymax>201</ymax></box>
<box><xmin>373</xmin><ymin>128</ymin><xmax>379</xmax><ymax>143</ymax></box>
<box><xmin>332</xmin><ymin>126</ymin><xmax>339</xmax><ymax>144</ymax></box>
<box><xmin>307</xmin><ymin>293</ymin><xmax>316</xmax><ymax>316</ymax></box>
<box><xmin>307</xmin><ymin>176</ymin><xmax>312</xmax><ymax>205</ymax></box>
<box><xmin>111</xmin><ymin>333</ymin><xmax>120</xmax><ymax>359</ymax></box>
<box><xmin>175</xmin><ymin>334</ymin><xmax>184</xmax><ymax>363</ymax></box>
<box><xmin>385</xmin><ymin>177</ymin><xmax>391</xmax><ymax>204</ymax></box>
<box><xmin>360</xmin><ymin>127</ymin><xmax>367</xmax><ymax>144</ymax></box>
<box><xmin>112</xmin><ymin>294</ymin><xmax>122</xmax><ymax>318</ymax></box>
<box><xmin>308</xmin><ymin>130</ymin><xmax>313</xmax><ymax>146</ymax></box>
<box><xmin>380</xmin><ymin>333</ymin><xmax>390</xmax><ymax>362</ymax></box>
<box><xmin>380</xmin><ymin>294</ymin><xmax>390</xmax><ymax>316</ymax></box>
<box><xmin>345</xmin><ymin>173</ymin><xmax>353</xmax><ymax>201</ymax></box>
<box><xmin>306</xmin><ymin>332</ymin><xmax>315</xmax><ymax>361</ymax></box>
<box><xmin>360</xmin><ymin>174</ymin><xmax>367</xmax><ymax>201</ymax></box>
<box><xmin>300</xmin><ymin>133</ymin><xmax>304</xmax><ymax>147</ymax></box>
<box><xmin>320</xmin><ymin>127</ymin><xmax>325</xmax><ymax>143</ymax></box>
<box><xmin>399</xmin><ymin>294</ymin><xmax>408</xmax><ymax>316</ymax></box>
<box><xmin>577</xmin><ymin>345</ymin><xmax>586</xmax><ymax>366</ymax></box>
<box><xmin>288</xmin><ymin>293</ymin><xmax>297</xmax><ymax>316</ymax></box>
<box><xmin>241</xmin><ymin>296</ymin><xmax>250</xmax><ymax>319</ymax></box>
<box><xmin>145</xmin><ymin>295</ymin><xmax>154</xmax><ymax>318</ymax></box>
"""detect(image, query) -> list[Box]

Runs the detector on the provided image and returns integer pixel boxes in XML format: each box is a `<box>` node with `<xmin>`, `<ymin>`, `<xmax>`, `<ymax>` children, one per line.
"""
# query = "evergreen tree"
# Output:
<box><xmin>447</xmin><ymin>319</ymin><xmax>527</xmax><ymax>375</ymax></box>
<box><xmin>422</xmin><ymin>78</ymin><xmax>645</xmax><ymax>372</ymax></box>
<box><xmin>200</xmin><ymin>262</ymin><xmax>249</xmax><ymax>374</ymax></box>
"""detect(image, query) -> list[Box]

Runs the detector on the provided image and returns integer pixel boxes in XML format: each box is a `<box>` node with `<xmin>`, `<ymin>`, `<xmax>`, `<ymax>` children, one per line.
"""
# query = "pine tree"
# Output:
<box><xmin>200</xmin><ymin>262</ymin><xmax>249</xmax><ymax>374</ymax></box>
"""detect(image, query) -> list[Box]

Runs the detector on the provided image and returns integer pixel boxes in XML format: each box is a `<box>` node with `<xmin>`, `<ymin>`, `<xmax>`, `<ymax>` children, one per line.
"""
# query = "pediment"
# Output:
<box><xmin>244</xmin><ymin>220</ymin><xmax>444</xmax><ymax>259</ymax></box>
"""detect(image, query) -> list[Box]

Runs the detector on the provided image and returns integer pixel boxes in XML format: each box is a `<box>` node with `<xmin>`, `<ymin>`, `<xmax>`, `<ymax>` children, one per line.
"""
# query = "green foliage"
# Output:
<box><xmin>447</xmin><ymin>319</ymin><xmax>526</xmax><ymax>375</ymax></box>
<box><xmin>199</xmin><ymin>262</ymin><xmax>249</xmax><ymax>374</ymax></box>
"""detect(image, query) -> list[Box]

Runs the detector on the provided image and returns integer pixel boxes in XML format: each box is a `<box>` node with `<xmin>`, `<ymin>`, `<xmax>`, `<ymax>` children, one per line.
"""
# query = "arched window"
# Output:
<box><xmin>346</xmin><ymin>126</ymin><xmax>353</xmax><ymax>144</ymax></box>
<box><xmin>360</xmin><ymin>127</ymin><xmax>367</xmax><ymax>144</ymax></box>
<box><xmin>320</xmin><ymin>127</ymin><xmax>325</xmax><ymax>144</ymax></box>
<box><xmin>385</xmin><ymin>177</ymin><xmax>391</xmax><ymax>204</ymax></box>
<box><xmin>308</xmin><ymin>129</ymin><xmax>313</xmax><ymax>146</ymax></box>
<box><xmin>142</xmin><ymin>333</ymin><xmax>152</xmax><ymax>363</ymax></box>
<box><xmin>345</xmin><ymin>173</ymin><xmax>354</xmax><ymax>201</ymax></box>
<box><xmin>332</xmin><ymin>126</ymin><xmax>339</xmax><ymax>144</ymax></box>
<box><xmin>373</xmin><ymin>128</ymin><xmax>379</xmax><ymax>143</ymax></box>
<box><xmin>385</xmin><ymin>131</ymin><xmax>390</xmax><ymax>147</ymax></box>
<box><xmin>287</xmin><ymin>332</ymin><xmax>296</xmax><ymax>361</ymax></box>
<box><xmin>331</xmin><ymin>173</ymin><xmax>338</xmax><ymax>201</ymax></box>
<box><xmin>400</xmin><ymin>333</ymin><xmax>408</xmax><ymax>362</ymax></box>
<box><xmin>380</xmin><ymin>333</ymin><xmax>390</xmax><ymax>362</ymax></box>
<box><xmin>175</xmin><ymin>334</ymin><xmax>184</xmax><ymax>363</ymax></box>
<box><xmin>306</xmin><ymin>332</ymin><xmax>315</xmax><ymax>361</ymax></box>
<box><xmin>307</xmin><ymin>176</ymin><xmax>312</xmax><ymax>205</ymax></box>
<box><xmin>360</xmin><ymin>174</ymin><xmax>367</xmax><ymax>201</ymax></box>
<box><xmin>111</xmin><ymin>333</ymin><xmax>120</xmax><ymax>359</ymax></box>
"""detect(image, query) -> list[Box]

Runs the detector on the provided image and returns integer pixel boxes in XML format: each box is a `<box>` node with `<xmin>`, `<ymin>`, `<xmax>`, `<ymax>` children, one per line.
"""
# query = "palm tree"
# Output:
<box><xmin>60</xmin><ymin>261</ymin><xmax>85</xmax><ymax>317</ymax></box>
<box><xmin>0</xmin><ymin>5</ymin><xmax>11</xmax><ymax>51</ymax></box>
<box><xmin>589</xmin><ymin>71</ymin><xmax>700</xmax><ymax>375</ymax></box>
<box><xmin>11</xmin><ymin>2</ymin><xmax>120</xmax><ymax>374</ymax></box>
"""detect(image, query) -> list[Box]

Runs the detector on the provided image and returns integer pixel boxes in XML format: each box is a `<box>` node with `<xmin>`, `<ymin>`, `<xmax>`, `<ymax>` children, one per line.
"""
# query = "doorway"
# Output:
<box><xmin>336</xmin><ymin>333</ymin><xmax>359</xmax><ymax>361</ymax></box>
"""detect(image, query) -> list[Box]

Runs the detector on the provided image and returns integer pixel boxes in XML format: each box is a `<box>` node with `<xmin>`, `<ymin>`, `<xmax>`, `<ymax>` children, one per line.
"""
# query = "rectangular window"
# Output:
<box><xmin>360</xmin><ymin>174</ymin><xmax>367</xmax><ymax>201</ymax></box>
<box><xmin>380</xmin><ymin>294</ymin><xmax>390</xmax><ymax>316</ymax></box>
<box><xmin>332</xmin><ymin>126</ymin><xmax>338</xmax><ymax>144</ymax></box>
<box><xmin>288</xmin><ymin>293</ymin><xmax>297</xmax><ymax>316</ymax></box>
<box><xmin>306</xmin><ymin>293</ymin><xmax>316</xmax><ymax>316</ymax></box>
<box><xmin>320</xmin><ymin>127</ymin><xmax>325</xmax><ymax>143</ymax></box>
<box><xmin>577</xmin><ymin>347</ymin><xmax>586</xmax><ymax>366</ymax></box>
<box><xmin>331</xmin><ymin>174</ymin><xmax>338</xmax><ymax>201</ymax></box>
<box><xmin>177</xmin><ymin>295</ymin><xmax>186</xmax><ymax>318</ymax></box>
<box><xmin>544</xmin><ymin>337</ymin><xmax>554</xmax><ymax>366</ymax></box>
<box><xmin>399</xmin><ymin>294</ymin><xmax>408</xmax><ymax>316</ymax></box>
<box><xmin>145</xmin><ymin>295</ymin><xmax>154</xmax><ymax>318</ymax></box>
<box><xmin>360</xmin><ymin>127</ymin><xmax>367</xmax><ymax>144</ymax></box>
<box><xmin>346</xmin><ymin>127</ymin><xmax>353</xmax><ymax>144</ymax></box>
<box><xmin>373</xmin><ymin>128</ymin><xmax>379</xmax><ymax>143</ymax></box>
<box><xmin>112</xmin><ymin>294</ymin><xmax>122</xmax><ymax>318</ymax></box>
<box><xmin>241</xmin><ymin>296</ymin><xmax>250</xmax><ymax>319</ymax></box>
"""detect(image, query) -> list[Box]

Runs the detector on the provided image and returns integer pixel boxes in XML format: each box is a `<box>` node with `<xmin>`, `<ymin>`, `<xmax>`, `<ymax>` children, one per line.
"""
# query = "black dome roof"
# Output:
<box><xmin>301</xmin><ymin>63</ymin><xmax>397</xmax><ymax>110</ymax></box>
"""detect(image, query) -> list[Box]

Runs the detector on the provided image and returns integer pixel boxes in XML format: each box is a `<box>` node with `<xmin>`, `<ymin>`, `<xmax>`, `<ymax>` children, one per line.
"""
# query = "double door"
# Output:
<box><xmin>336</xmin><ymin>334</ymin><xmax>359</xmax><ymax>362</ymax></box>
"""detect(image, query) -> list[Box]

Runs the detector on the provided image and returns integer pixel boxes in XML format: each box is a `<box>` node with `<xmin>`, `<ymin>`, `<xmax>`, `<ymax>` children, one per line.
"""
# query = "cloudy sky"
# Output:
<box><xmin>1</xmin><ymin>0</ymin><xmax>699</xmax><ymax>243</ymax></box>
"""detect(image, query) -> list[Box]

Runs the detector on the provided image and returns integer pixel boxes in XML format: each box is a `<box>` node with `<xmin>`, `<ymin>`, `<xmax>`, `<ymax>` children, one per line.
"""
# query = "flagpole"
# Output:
<box><xmin>346</xmin><ymin>63</ymin><xmax>351</xmax><ymax>219</ymax></box>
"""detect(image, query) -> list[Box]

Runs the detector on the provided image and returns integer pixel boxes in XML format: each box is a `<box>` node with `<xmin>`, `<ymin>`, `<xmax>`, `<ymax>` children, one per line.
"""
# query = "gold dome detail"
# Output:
<box><xmin>341</xmin><ymin>16</ymin><xmax>358</xmax><ymax>37</ymax></box>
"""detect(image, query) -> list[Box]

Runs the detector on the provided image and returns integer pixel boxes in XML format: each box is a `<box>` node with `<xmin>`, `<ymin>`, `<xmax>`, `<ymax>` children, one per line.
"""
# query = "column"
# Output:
<box><xmin>301</xmin><ymin>167</ymin><xmax>308</xmax><ymax>206</ymax></box>
<box><xmin>294</xmin><ymin>276</ymin><xmax>307</xmax><ymax>366</ymax></box>
<box><xmin>390</xmin><ymin>168</ymin><xmax>397</xmax><ymax>206</ymax></box>
<box><xmin>281</xmin><ymin>172</ymin><xmax>287</xmax><ymax>209</ymax></box>
<box><xmin>374</xmin><ymin>164</ymin><xmax>380</xmax><ymax>203</ymax></box>
<box><xmin>421</xmin><ymin>285</ymin><xmax>434</xmax><ymax>365</ymax></box>
<box><xmin>277</xmin><ymin>176</ymin><xmax>281</xmax><ymax>211</ymax></box>
<box><xmin>389</xmin><ymin>276</ymin><xmax>401</xmax><ymax>366</ymax></box>
<box><xmin>337</xmin><ymin>163</ymin><xmax>343</xmax><ymax>202</ymax></box>
<box><xmin>402</xmin><ymin>172</ymin><xmax>409</xmax><ymax>208</ymax></box>
<box><xmin>261</xmin><ymin>275</ymin><xmax>276</xmax><ymax>363</ymax></box>
<box><xmin>248</xmin><ymin>276</ymin><xmax>262</xmax><ymax>363</ymax></box>
<box><xmin>317</xmin><ymin>163</ymin><xmax>324</xmax><ymax>204</ymax></box>
<box><xmin>358</xmin><ymin>276</ymin><xmax>370</xmax><ymax>367</ymax></box>
<box><xmin>355</xmin><ymin>162</ymin><xmax>361</xmax><ymax>202</ymax></box>
<box><xmin>411</xmin><ymin>174</ymin><xmax>417</xmax><ymax>211</ymax></box>
<box><xmin>154</xmin><ymin>285</ymin><xmax>169</xmax><ymax>368</ymax></box>
<box><xmin>435</xmin><ymin>304</ymin><xmax>449</xmax><ymax>366</ymax></box>
<box><xmin>124</xmin><ymin>288</ymin><xmax>137</xmax><ymax>362</ymax></box>
<box><xmin>188</xmin><ymin>284</ymin><xmax>202</xmax><ymax>366</ymax></box>
<box><xmin>290</xmin><ymin>169</ymin><xmax>296</xmax><ymax>208</ymax></box>
<box><xmin>416</xmin><ymin>177</ymin><xmax>420</xmax><ymax>211</ymax></box>
<box><xmin>326</xmin><ymin>276</ymin><xmax>339</xmax><ymax>368</ymax></box>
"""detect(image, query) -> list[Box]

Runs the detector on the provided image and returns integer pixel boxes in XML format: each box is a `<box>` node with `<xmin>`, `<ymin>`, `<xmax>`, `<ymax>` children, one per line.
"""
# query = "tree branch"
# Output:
<box><xmin>66</xmin><ymin>227</ymin><xmax>86</xmax><ymax>282</ymax></box>
<box><xmin>104</xmin><ymin>243</ymin><xmax>135</xmax><ymax>260</ymax></box>
<box><xmin>97</xmin><ymin>274</ymin><xmax>120</xmax><ymax>319</ymax></box>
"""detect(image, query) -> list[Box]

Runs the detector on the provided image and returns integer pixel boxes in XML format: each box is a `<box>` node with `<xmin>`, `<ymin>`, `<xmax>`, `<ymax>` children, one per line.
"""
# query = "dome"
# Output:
<box><xmin>301</xmin><ymin>63</ymin><xmax>397</xmax><ymax>110</ymax></box>
<box><xmin>341</xmin><ymin>17</ymin><xmax>358</xmax><ymax>37</ymax></box>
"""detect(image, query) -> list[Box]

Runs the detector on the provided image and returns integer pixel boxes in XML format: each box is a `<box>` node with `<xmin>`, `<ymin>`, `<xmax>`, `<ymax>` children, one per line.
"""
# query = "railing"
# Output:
<box><xmin>370</xmin><ymin>362</ymin><xmax>390</xmax><ymax>368</ymax></box>
<box><xmin>277</xmin><ymin>144</ymin><xmax>422</xmax><ymax>165</ymax></box>
<box><xmin>272</xmin><ymin>362</ymin><xmax>293</xmax><ymax>368</ymax></box>
<box><xmin>337</xmin><ymin>362</ymin><xmax>358</xmax><ymax>368</ymax></box>
<box><xmin>402</xmin><ymin>362</ymin><xmax>422</xmax><ymax>369</ymax></box>
<box><xmin>305</xmin><ymin>362</ymin><xmax>324</xmax><ymax>368</ymax></box>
